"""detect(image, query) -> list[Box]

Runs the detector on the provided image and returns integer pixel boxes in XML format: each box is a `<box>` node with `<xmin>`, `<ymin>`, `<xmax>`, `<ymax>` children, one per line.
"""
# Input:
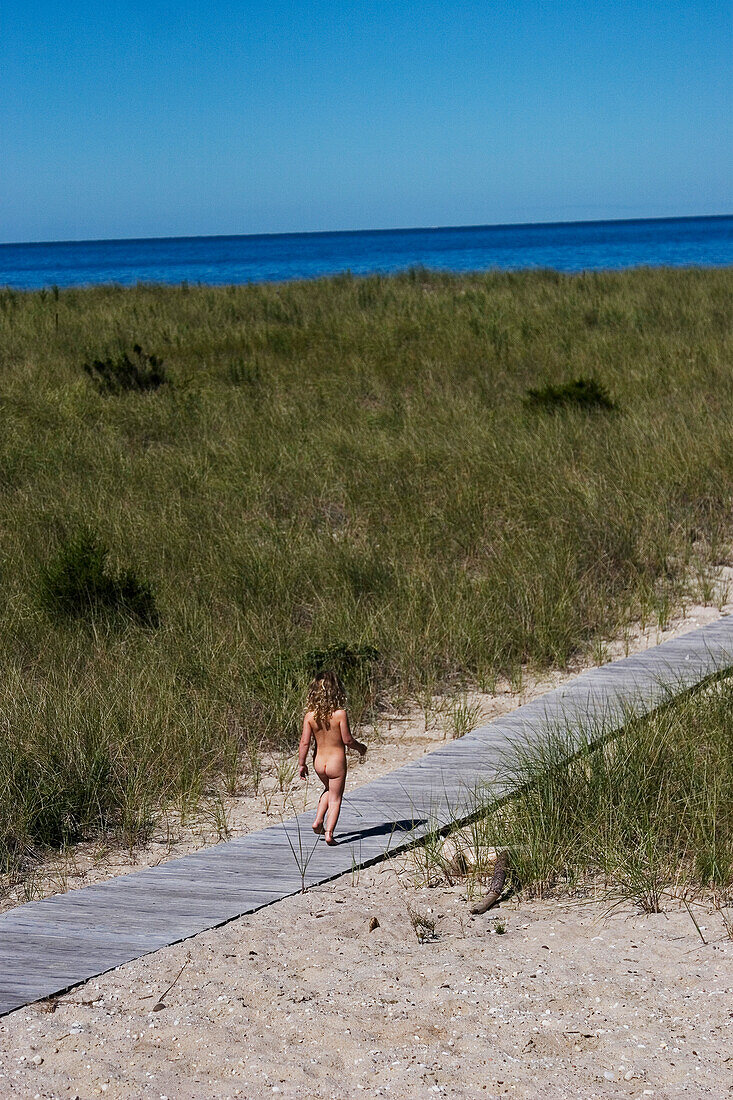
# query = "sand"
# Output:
<box><xmin>1</xmin><ymin>864</ymin><xmax>732</xmax><ymax>1099</ymax></box>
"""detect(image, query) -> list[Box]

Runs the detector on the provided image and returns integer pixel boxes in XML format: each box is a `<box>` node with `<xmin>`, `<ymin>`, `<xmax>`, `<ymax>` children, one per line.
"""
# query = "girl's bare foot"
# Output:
<box><xmin>312</xmin><ymin>822</ymin><xmax>325</xmax><ymax>835</ymax></box>
<box><xmin>325</xmin><ymin>832</ymin><xmax>337</xmax><ymax>846</ymax></box>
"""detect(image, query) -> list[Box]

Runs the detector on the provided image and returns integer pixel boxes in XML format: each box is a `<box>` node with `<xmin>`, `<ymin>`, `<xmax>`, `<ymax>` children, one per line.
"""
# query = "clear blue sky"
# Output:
<box><xmin>2</xmin><ymin>0</ymin><xmax>731</xmax><ymax>243</ymax></box>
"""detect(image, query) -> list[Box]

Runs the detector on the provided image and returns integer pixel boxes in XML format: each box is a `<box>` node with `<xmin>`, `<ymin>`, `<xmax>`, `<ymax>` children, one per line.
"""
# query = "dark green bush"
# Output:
<box><xmin>525</xmin><ymin>376</ymin><xmax>617</xmax><ymax>411</ymax></box>
<box><xmin>301</xmin><ymin>641</ymin><xmax>380</xmax><ymax>679</ymax></box>
<box><xmin>301</xmin><ymin>642</ymin><xmax>380</xmax><ymax>725</ymax></box>
<box><xmin>40</xmin><ymin>529</ymin><xmax>159</xmax><ymax>627</ymax></box>
<box><xmin>83</xmin><ymin>344</ymin><xmax>169</xmax><ymax>394</ymax></box>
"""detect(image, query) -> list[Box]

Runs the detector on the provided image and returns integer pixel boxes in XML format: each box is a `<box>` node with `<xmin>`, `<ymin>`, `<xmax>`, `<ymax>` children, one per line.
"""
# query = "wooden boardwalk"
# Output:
<box><xmin>2</xmin><ymin>616</ymin><xmax>733</xmax><ymax>1017</ymax></box>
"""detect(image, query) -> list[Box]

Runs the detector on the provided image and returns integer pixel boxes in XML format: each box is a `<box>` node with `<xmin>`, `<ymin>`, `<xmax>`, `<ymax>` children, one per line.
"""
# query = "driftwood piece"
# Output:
<box><xmin>470</xmin><ymin>850</ymin><xmax>510</xmax><ymax>914</ymax></box>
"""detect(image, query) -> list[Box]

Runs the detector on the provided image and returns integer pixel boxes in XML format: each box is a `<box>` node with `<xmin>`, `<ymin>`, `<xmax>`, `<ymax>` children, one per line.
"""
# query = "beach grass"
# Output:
<box><xmin>1</xmin><ymin>264</ymin><xmax>732</xmax><ymax>871</ymax></box>
<box><xmin>465</xmin><ymin>676</ymin><xmax>733</xmax><ymax>907</ymax></box>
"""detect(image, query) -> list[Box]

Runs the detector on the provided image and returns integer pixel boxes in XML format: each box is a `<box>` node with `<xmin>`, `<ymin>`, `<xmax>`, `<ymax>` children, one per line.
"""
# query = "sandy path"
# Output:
<box><xmin>1</xmin><ymin>862</ymin><xmax>731</xmax><ymax>1098</ymax></box>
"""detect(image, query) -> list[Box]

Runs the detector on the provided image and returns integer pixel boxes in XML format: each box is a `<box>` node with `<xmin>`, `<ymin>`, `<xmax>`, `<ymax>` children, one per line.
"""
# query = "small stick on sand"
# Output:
<box><xmin>470</xmin><ymin>850</ymin><xmax>510</xmax><ymax>914</ymax></box>
<box><xmin>153</xmin><ymin>952</ymin><xmax>192</xmax><ymax>1010</ymax></box>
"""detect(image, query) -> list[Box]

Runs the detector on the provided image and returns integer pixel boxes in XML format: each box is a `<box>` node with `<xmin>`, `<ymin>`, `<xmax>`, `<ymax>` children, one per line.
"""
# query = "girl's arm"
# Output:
<box><xmin>339</xmin><ymin>710</ymin><xmax>367</xmax><ymax>757</ymax></box>
<box><xmin>298</xmin><ymin>715</ymin><xmax>313</xmax><ymax>778</ymax></box>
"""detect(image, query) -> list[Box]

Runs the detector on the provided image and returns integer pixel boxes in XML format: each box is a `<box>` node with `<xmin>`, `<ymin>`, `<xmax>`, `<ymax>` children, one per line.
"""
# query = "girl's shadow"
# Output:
<box><xmin>333</xmin><ymin>817</ymin><xmax>427</xmax><ymax>845</ymax></box>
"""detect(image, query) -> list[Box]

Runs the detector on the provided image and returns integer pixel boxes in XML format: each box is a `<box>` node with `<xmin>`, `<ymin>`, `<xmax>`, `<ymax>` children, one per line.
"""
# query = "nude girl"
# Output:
<box><xmin>298</xmin><ymin>670</ymin><xmax>367</xmax><ymax>845</ymax></box>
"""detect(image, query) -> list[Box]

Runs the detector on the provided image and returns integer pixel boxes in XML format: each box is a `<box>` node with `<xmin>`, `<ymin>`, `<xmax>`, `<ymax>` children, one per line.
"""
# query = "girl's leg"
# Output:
<box><xmin>324</xmin><ymin>773</ymin><xmax>346</xmax><ymax>845</ymax></box>
<box><xmin>312</xmin><ymin>780</ymin><xmax>329</xmax><ymax>833</ymax></box>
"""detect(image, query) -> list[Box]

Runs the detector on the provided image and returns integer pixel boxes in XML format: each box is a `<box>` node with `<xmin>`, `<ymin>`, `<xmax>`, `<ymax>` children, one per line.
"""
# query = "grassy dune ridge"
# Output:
<box><xmin>1</xmin><ymin>265</ymin><xmax>732</xmax><ymax>867</ymax></box>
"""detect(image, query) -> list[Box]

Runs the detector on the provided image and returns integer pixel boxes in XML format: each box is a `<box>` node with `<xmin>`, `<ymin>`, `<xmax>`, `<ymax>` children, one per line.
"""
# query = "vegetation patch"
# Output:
<box><xmin>300</xmin><ymin>641</ymin><xmax>380</xmax><ymax>680</ymax></box>
<box><xmin>263</xmin><ymin>642</ymin><xmax>380</xmax><ymax>727</ymax></box>
<box><xmin>525</xmin><ymin>376</ymin><xmax>617</xmax><ymax>411</ymax></box>
<box><xmin>40</xmin><ymin>529</ymin><xmax>159</xmax><ymax>627</ymax></box>
<box><xmin>469</xmin><ymin>680</ymin><xmax>733</xmax><ymax>908</ymax></box>
<box><xmin>83</xmin><ymin>344</ymin><xmax>169</xmax><ymax>394</ymax></box>
<box><xmin>0</xmin><ymin>265</ymin><xmax>731</xmax><ymax>870</ymax></box>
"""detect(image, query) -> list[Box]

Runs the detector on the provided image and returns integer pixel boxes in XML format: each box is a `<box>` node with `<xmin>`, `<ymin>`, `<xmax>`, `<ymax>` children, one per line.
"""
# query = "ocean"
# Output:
<box><xmin>1</xmin><ymin>215</ymin><xmax>731</xmax><ymax>291</ymax></box>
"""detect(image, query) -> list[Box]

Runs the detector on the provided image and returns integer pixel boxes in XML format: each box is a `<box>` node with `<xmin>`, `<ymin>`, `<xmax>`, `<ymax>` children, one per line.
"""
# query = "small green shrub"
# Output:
<box><xmin>525</xmin><ymin>376</ymin><xmax>617</xmax><ymax>411</ymax></box>
<box><xmin>446</xmin><ymin>693</ymin><xmax>483</xmax><ymax>739</ymax></box>
<box><xmin>265</xmin><ymin>642</ymin><xmax>380</xmax><ymax>729</ymax></box>
<box><xmin>300</xmin><ymin>641</ymin><xmax>380</xmax><ymax>680</ymax></box>
<box><xmin>83</xmin><ymin>344</ymin><xmax>169</xmax><ymax>394</ymax></box>
<box><xmin>40</xmin><ymin>529</ymin><xmax>159</xmax><ymax>627</ymax></box>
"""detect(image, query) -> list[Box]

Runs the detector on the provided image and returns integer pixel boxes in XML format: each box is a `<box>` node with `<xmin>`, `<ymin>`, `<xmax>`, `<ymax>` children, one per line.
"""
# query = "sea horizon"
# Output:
<box><xmin>1</xmin><ymin>213</ymin><xmax>732</xmax><ymax>290</ymax></box>
<box><xmin>3</xmin><ymin>211</ymin><xmax>732</xmax><ymax>250</ymax></box>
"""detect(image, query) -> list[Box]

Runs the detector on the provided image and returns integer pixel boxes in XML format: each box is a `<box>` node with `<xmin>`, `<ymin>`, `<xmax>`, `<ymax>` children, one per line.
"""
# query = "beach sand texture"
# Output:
<box><xmin>0</xmin><ymin>867</ymin><xmax>731</xmax><ymax>1099</ymax></box>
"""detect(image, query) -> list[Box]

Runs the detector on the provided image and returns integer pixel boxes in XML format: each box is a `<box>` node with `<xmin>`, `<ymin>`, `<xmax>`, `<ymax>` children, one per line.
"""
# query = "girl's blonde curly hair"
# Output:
<box><xmin>307</xmin><ymin>670</ymin><xmax>346</xmax><ymax>729</ymax></box>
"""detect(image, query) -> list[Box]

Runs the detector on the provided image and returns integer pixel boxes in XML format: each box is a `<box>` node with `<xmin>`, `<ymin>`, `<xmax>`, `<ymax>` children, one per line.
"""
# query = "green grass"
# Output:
<box><xmin>39</xmin><ymin>527</ymin><xmax>159</xmax><ymax>627</ymax></box>
<box><xmin>1</xmin><ymin>265</ymin><xmax>732</xmax><ymax>871</ymax></box>
<box><xmin>471</xmin><ymin>677</ymin><xmax>733</xmax><ymax>908</ymax></box>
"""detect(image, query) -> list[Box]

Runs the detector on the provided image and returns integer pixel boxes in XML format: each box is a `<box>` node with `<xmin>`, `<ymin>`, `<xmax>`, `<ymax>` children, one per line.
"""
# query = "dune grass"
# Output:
<box><xmin>1</xmin><ymin>264</ymin><xmax>732</xmax><ymax>872</ymax></box>
<box><xmin>461</xmin><ymin>676</ymin><xmax>733</xmax><ymax>909</ymax></box>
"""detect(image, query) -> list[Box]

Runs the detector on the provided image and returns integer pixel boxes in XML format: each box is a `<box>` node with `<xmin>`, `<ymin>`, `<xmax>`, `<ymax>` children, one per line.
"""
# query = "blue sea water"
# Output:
<box><xmin>0</xmin><ymin>215</ymin><xmax>731</xmax><ymax>291</ymax></box>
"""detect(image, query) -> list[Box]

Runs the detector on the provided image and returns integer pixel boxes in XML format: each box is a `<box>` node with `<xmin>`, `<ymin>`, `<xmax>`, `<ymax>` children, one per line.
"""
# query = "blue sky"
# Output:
<box><xmin>2</xmin><ymin>1</ymin><xmax>731</xmax><ymax>242</ymax></box>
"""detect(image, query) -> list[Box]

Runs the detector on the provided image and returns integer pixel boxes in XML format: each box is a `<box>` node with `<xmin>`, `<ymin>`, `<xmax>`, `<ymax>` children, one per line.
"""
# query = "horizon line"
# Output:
<box><xmin>1</xmin><ymin>212</ymin><xmax>731</xmax><ymax>250</ymax></box>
